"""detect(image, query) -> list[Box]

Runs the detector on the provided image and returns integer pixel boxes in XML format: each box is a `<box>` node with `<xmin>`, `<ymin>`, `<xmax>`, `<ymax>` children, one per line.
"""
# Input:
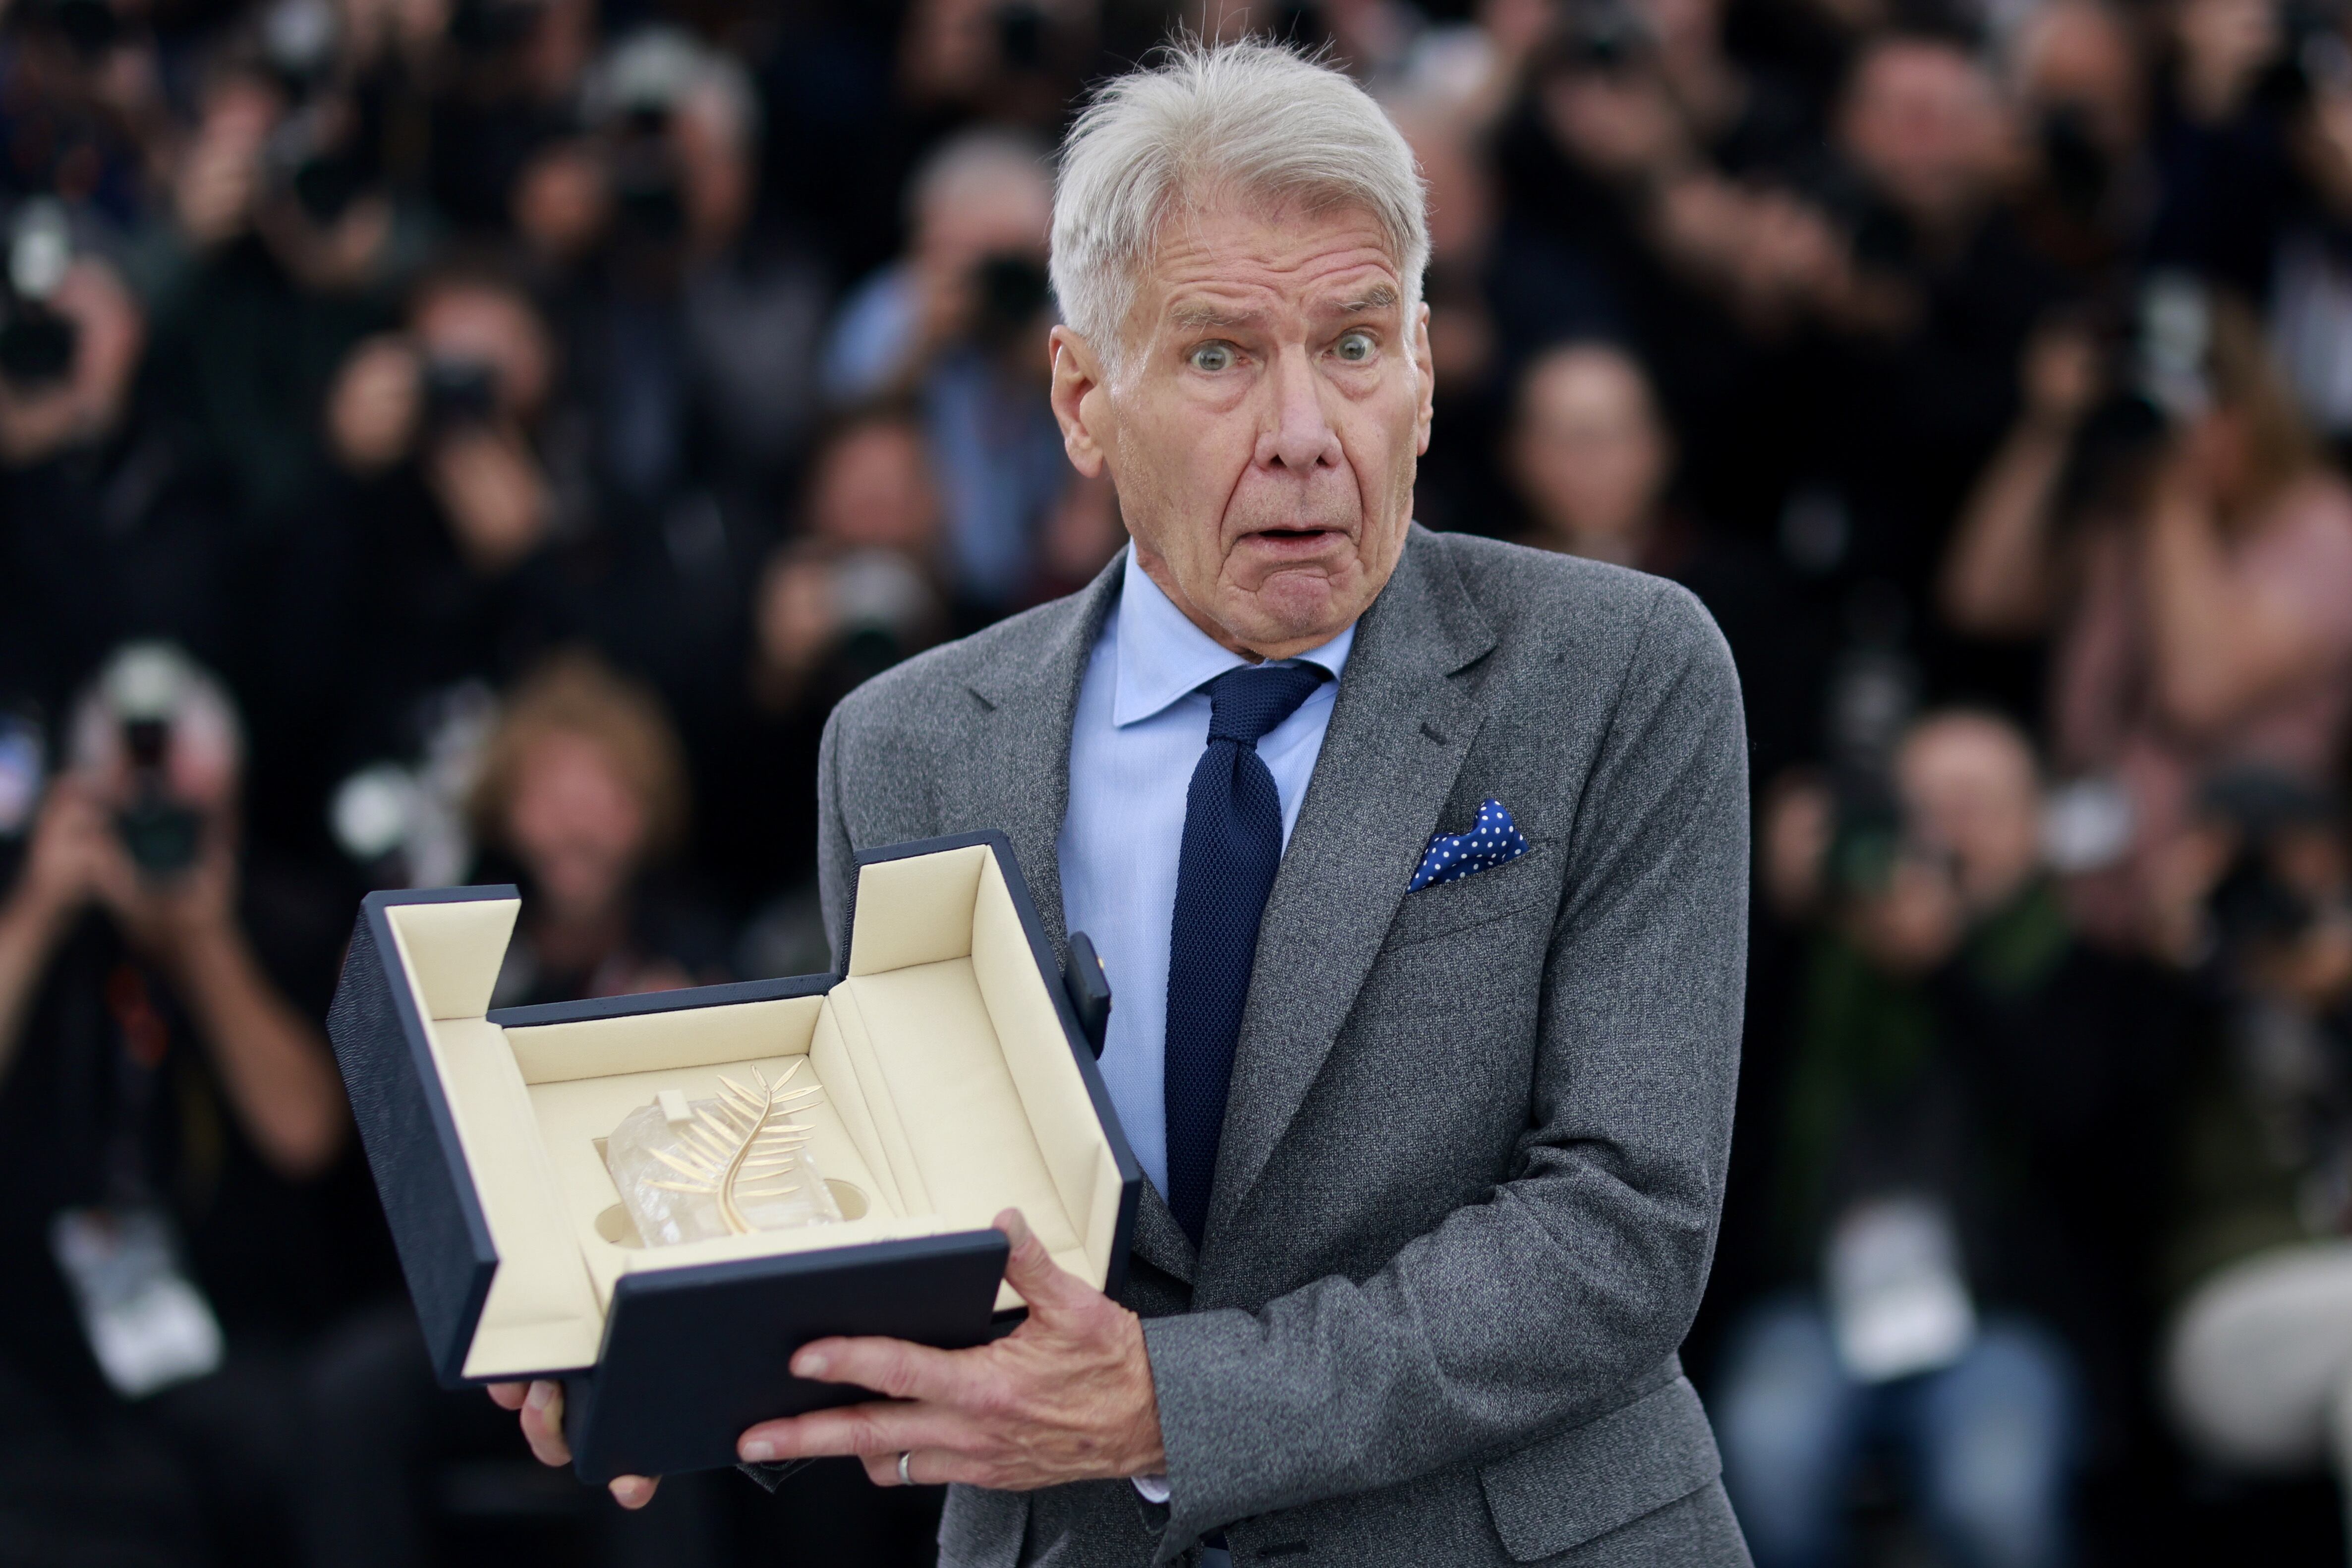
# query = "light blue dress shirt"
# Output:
<box><xmin>1057</xmin><ymin>546</ymin><xmax>1355</xmax><ymax>1201</ymax></box>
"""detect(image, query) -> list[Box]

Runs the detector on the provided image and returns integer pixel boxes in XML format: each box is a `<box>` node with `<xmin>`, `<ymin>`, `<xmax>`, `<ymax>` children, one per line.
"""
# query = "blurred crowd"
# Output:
<box><xmin>9</xmin><ymin>0</ymin><xmax>2352</xmax><ymax>1562</ymax></box>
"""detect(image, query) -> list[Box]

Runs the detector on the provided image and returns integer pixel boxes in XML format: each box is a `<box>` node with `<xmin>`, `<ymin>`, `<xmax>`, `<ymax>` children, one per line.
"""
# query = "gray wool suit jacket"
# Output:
<box><xmin>814</xmin><ymin>526</ymin><xmax>1753</xmax><ymax>1568</ymax></box>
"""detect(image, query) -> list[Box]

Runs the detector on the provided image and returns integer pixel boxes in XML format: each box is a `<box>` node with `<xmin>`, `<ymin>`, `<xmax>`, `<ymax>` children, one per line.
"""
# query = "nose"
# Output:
<box><xmin>1254</xmin><ymin>343</ymin><xmax>1343</xmax><ymax>475</ymax></box>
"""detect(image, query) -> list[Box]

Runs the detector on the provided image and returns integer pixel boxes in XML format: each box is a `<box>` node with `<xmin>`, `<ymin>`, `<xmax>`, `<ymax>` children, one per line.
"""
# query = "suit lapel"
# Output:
<box><xmin>959</xmin><ymin>557</ymin><xmax>1123</xmax><ymax>956</ymax></box>
<box><xmin>958</xmin><ymin>556</ymin><xmax>1207</xmax><ymax>1286</ymax></box>
<box><xmin>1205</xmin><ymin>532</ymin><xmax>1497</xmax><ymax>1244</ymax></box>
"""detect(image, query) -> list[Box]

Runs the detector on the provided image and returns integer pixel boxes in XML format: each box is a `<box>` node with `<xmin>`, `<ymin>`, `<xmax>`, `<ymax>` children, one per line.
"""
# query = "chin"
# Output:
<box><xmin>1237</xmin><ymin>566</ymin><xmax>1360</xmax><ymax>647</ymax></box>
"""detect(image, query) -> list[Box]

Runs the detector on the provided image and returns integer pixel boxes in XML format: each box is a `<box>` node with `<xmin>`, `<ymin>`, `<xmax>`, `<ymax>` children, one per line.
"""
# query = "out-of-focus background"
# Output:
<box><xmin>7</xmin><ymin>0</ymin><xmax>2352</xmax><ymax>1562</ymax></box>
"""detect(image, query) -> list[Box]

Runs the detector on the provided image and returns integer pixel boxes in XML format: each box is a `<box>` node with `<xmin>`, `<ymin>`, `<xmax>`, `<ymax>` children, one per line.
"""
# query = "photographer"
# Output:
<box><xmin>276</xmin><ymin>259</ymin><xmax>572</xmax><ymax>805</ymax></box>
<box><xmin>0</xmin><ymin>644</ymin><xmax>346</xmax><ymax>1565</ymax></box>
<box><xmin>2156</xmin><ymin>771</ymin><xmax>2352</xmax><ymax>1553</ymax></box>
<box><xmin>511</xmin><ymin>26</ymin><xmax>828</xmax><ymax>508</ymax></box>
<box><xmin>142</xmin><ymin>39</ymin><xmax>430</xmax><ymax>526</ymax></box>
<box><xmin>1507</xmin><ymin>339</ymin><xmax>1817</xmax><ymax>781</ymax></box>
<box><xmin>820</xmin><ymin>127</ymin><xmax>1066</xmax><ymax>616</ymax></box>
<box><xmin>1722</xmin><ymin>710</ymin><xmax>2185</xmax><ymax>1568</ymax></box>
<box><xmin>0</xmin><ymin>200</ymin><xmax>254</xmax><ymax>743</ymax></box>
<box><xmin>1488</xmin><ymin>0</ymin><xmax>1844</xmax><ymax>536</ymax></box>
<box><xmin>1941</xmin><ymin>290</ymin><xmax>2352</xmax><ymax>953</ymax></box>
<box><xmin>466</xmin><ymin>650</ymin><xmax>726</xmax><ymax>1007</ymax></box>
<box><xmin>2003</xmin><ymin>0</ymin><xmax>2151</xmax><ymax>290</ymax></box>
<box><xmin>704</xmin><ymin>404</ymin><xmax>949</xmax><ymax>941</ymax></box>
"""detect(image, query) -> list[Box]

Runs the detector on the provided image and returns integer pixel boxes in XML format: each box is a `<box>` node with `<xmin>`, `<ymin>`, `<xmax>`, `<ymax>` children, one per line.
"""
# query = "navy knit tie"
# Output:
<box><xmin>1163</xmin><ymin>661</ymin><xmax>1328</xmax><ymax>1247</ymax></box>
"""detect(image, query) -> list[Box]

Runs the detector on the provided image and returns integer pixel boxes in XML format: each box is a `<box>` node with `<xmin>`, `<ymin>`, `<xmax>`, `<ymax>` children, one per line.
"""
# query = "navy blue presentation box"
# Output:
<box><xmin>324</xmin><ymin>832</ymin><xmax>1141</xmax><ymax>1483</ymax></box>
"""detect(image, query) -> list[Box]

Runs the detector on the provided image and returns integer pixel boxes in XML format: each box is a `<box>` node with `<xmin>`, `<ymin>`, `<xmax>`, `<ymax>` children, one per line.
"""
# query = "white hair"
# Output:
<box><xmin>1050</xmin><ymin>39</ymin><xmax>1430</xmax><ymax>374</ymax></box>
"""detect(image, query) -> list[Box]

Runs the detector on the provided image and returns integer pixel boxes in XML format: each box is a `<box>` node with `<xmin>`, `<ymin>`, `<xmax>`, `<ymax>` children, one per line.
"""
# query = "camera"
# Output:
<box><xmin>993</xmin><ymin>2</ymin><xmax>1047</xmax><ymax>70</ymax></box>
<box><xmin>2035</xmin><ymin>103</ymin><xmax>2112</xmax><ymax>223</ymax></box>
<box><xmin>1549</xmin><ymin>0</ymin><xmax>1653</xmax><ymax>74</ymax></box>
<box><xmin>449</xmin><ymin>0</ymin><xmax>546</xmax><ymax>57</ymax></box>
<box><xmin>0</xmin><ymin>202</ymin><xmax>79</xmax><ymax>393</ymax></box>
<box><xmin>608</xmin><ymin>107</ymin><xmax>686</xmax><ymax>245</ymax></box>
<box><xmin>259</xmin><ymin>0</ymin><xmax>337</xmax><ymax>93</ymax></box>
<box><xmin>117</xmin><ymin>718</ymin><xmax>200</xmax><ymax>876</ymax></box>
<box><xmin>2042</xmin><ymin>278</ymin><xmax>2208</xmax><ymax>530</ymax></box>
<box><xmin>36</xmin><ymin>0</ymin><xmax>120</xmax><ymax>57</ymax></box>
<box><xmin>1821</xmin><ymin>585</ymin><xmax>1922</xmax><ymax>898</ymax></box>
<box><xmin>104</xmin><ymin>649</ymin><xmax>204</xmax><ymax>879</ymax></box>
<box><xmin>267</xmin><ymin>101</ymin><xmax>377</xmax><ymax>228</ymax></box>
<box><xmin>972</xmin><ymin>253</ymin><xmax>1050</xmax><ymax>348</ymax></box>
<box><xmin>421</xmin><ymin>355</ymin><xmax>500</xmax><ymax>432</ymax></box>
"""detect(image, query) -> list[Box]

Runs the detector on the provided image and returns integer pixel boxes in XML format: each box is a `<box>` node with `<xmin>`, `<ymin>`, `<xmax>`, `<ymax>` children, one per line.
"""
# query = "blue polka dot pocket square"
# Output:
<box><xmin>1408</xmin><ymin>799</ymin><xmax>1531</xmax><ymax>892</ymax></box>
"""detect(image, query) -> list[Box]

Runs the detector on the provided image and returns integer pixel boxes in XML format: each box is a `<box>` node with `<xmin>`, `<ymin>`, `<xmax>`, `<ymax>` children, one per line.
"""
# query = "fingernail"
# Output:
<box><xmin>526</xmin><ymin>1381</ymin><xmax>556</xmax><ymax>1411</ymax></box>
<box><xmin>796</xmin><ymin>1350</ymin><xmax>828</xmax><ymax>1378</ymax></box>
<box><xmin>741</xmin><ymin>1438</ymin><xmax>774</xmax><ymax>1462</ymax></box>
<box><xmin>616</xmin><ymin>1479</ymin><xmax>649</xmax><ymax>1507</ymax></box>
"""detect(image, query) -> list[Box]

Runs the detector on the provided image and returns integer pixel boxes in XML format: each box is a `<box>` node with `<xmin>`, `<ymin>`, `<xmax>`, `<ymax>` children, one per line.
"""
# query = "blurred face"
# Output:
<box><xmin>1842</xmin><ymin>41</ymin><xmax>2009</xmax><ymax>232</ymax></box>
<box><xmin>2182</xmin><ymin>406</ymin><xmax>2253</xmax><ymax>508</ymax></box>
<box><xmin>2014</xmin><ymin>2</ymin><xmax>2143</xmax><ymax>159</ymax></box>
<box><xmin>809</xmin><ymin>421</ymin><xmax>940</xmax><ymax>554</ymax></box>
<box><xmin>1049</xmin><ymin>196</ymin><xmax>1434</xmax><ymax>659</ymax></box>
<box><xmin>506</xmin><ymin>729</ymin><xmax>647</xmax><ymax>917</ymax></box>
<box><xmin>1643</xmin><ymin>0</ymin><xmax>1724</xmax><ymax>54</ymax></box>
<box><xmin>673</xmin><ymin>89</ymin><xmax>753</xmax><ymax>249</ymax></box>
<box><xmin>1398</xmin><ymin>114</ymin><xmax>1494</xmax><ymax>266</ymax></box>
<box><xmin>918</xmin><ymin>166</ymin><xmax>1053</xmax><ymax>275</ymax></box>
<box><xmin>1896</xmin><ymin>714</ymin><xmax>2044</xmax><ymax>913</ymax></box>
<box><xmin>1510</xmin><ymin>347</ymin><xmax>1670</xmax><ymax>551</ymax></box>
<box><xmin>413</xmin><ymin>282</ymin><xmax>553</xmax><ymax>419</ymax></box>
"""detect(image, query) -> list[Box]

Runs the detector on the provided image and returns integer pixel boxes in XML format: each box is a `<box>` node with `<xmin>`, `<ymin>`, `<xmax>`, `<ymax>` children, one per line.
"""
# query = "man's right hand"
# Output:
<box><xmin>8</xmin><ymin>780</ymin><xmax>114</xmax><ymax>935</ymax></box>
<box><xmin>485</xmin><ymin>1381</ymin><xmax>661</xmax><ymax>1510</ymax></box>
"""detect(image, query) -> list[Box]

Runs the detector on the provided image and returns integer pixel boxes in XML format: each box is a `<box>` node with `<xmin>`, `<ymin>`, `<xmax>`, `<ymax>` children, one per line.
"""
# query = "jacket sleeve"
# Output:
<box><xmin>1139</xmin><ymin>583</ymin><xmax>1750</xmax><ymax>1554</ymax></box>
<box><xmin>814</xmin><ymin>704</ymin><xmax>859</xmax><ymax>973</ymax></box>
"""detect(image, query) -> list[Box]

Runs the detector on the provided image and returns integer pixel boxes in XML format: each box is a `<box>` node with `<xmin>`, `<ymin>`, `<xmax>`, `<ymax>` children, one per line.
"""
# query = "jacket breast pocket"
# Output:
<box><xmin>1381</xmin><ymin>843</ymin><xmax>1556</xmax><ymax>952</ymax></box>
<box><xmin>1478</xmin><ymin>1374</ymin><xmax>1723</xmax><ymax>1563</ymax></box>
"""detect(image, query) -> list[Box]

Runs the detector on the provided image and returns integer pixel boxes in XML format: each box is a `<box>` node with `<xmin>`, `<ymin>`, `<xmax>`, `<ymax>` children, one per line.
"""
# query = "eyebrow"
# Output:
<box><xmin>1168</xmin><ymin>284</ymin><xmax>1400</xmax><ymax>333</ymax></box>
<box><xmin>1171</xmin><ymin>302</ymin><xmax>1262</xmax><ymax>331</ymax></box>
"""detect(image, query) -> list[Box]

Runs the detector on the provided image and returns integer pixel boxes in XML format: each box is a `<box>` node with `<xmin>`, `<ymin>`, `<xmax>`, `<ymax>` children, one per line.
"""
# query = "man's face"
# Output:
<box><xmin>1840</xmin><ymin>42</ymin><xmax>2007</xmax><ymax>233</ymax></box>
<box><xmin>1510</xmin><ymin>346</ymin><xmax>1670</xmax><ymax>547</ymax></box>
<box><xmin>1895</xmin><ymin>715</ymin><xmax>2043</xmax><ymax>914</ymax></box>
<box><xmin>1049</xmin><ymin>197</ymin><xmax>1434</xmax><ymax>660</ymax></box>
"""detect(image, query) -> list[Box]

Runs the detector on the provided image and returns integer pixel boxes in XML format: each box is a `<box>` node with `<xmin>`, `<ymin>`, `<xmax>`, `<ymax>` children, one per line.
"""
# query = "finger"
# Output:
<box><xmin>860</xmin><ymin>1447</ymin><xmax>993</xmax><ymax>1489</ymax></box>
<box><xmin>737</xmin><ymin>1399</ymin><xmax>978</xmax><ymax>1465</ymax></box>
<box><xmin>486</xmin><ymin>1381</ymin><xmax>528</xmax><ymax>1411</ymax></box>
<box><xmin>609</xmin><ymin>1475</ymin><xmax>659</xmax><ymax>1510</ymax></box>
<box><xmin>519</xmin><ymin>1379</ymin><xmax>572</xmax><ymax>1468</ymax></box>
<box><xmin>993</xmin><ymin>1208</ymin><xmax>1094</xmax><ymax>1317</ymax></box>
<box><xmin>791</xmin><ymin>1334</ymin><xmax>978</xmax><ymax>1405</ymax></box>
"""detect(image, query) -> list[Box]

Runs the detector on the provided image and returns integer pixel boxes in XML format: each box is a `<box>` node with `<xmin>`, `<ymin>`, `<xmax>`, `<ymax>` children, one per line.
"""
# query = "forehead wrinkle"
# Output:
<box><xmin>1158</xmin><ymin>263</ymin><xmax>1401</xmax><ymax>336</ymax></box>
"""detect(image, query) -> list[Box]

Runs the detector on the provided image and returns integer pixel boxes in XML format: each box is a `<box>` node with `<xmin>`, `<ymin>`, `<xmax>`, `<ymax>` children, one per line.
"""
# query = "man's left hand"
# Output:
<box><xmin>739</xmin><ymin>1207</ymin><xmax>1165</xmax><ymax>1490</ymax></box>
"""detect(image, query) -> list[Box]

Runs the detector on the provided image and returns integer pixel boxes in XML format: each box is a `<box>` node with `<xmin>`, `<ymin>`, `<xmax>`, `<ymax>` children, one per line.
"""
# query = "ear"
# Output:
<box><xmin>1049</xmin><ymin>325</ymin><xmax>1111</xmax><ymax>479</ymax></box>
<box><xmin>1410</xmin><ymin>302</ymin><xmax>1435</xmax><ymax>458</ymax></box>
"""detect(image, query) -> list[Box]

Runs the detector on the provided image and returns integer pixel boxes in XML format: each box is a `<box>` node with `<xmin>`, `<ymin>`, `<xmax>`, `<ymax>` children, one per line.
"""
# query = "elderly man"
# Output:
<box><xmin>502</xmin><ymin>40</ymin><xmax>1750</xmax><ymax>1567</ymax></box>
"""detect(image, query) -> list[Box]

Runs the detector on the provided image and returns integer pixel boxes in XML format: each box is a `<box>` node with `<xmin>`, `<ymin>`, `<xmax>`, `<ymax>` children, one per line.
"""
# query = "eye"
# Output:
<box><xmin>1335</xmin><ymin>330</ymin><xmax>1377</xmax><ymax>363</ymax></box>
<box><xmin>1189</xmin><ymin>341</ymin><xmax>1237</xmax><ymax>373</ymax></box>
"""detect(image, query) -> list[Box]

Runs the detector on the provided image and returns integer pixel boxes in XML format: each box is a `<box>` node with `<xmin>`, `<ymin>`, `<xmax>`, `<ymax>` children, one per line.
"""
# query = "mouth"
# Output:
<box><xmin>1238</xmin><ymin>524</ymin><xmax>1348</xmax><ymax>556</ymax></box>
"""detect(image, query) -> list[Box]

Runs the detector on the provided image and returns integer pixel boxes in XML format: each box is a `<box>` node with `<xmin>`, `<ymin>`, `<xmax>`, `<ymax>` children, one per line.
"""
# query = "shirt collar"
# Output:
<box><xmin>1110</xmin><ymin>544</ymin><xmax>1356</xmax><ymax>728</ymax></box>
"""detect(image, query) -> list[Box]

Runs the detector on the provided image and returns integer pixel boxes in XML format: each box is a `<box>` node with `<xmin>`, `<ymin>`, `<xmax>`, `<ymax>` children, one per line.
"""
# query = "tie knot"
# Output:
<box><xmin>1204</xmin><ymin>661</ymin><xmax>1328</xmax><ymax>748</ymax></box>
